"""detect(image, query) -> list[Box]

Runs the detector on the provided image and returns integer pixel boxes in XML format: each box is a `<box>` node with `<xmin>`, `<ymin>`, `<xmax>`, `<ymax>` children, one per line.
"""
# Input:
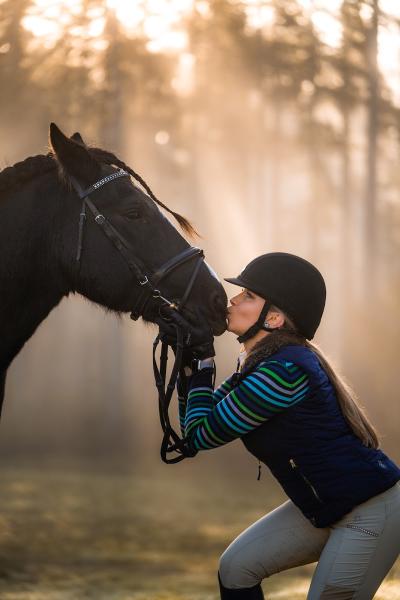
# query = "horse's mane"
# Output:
<box><xmin>0</xmin><ymin>148</ymin><xmax>198</xmax><ymax>238</ymax></box>
<box><xmin>0</xmin><ymin>154</ymin><xmax>55</xmax><ymax>194</ymax></box>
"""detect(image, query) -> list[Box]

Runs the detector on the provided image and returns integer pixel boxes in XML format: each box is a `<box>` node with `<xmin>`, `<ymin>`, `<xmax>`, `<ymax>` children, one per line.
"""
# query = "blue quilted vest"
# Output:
<box><xmin>240</xmin><ymin>345</ymin><xmax>400</xmax><ymax>528</ymax></box>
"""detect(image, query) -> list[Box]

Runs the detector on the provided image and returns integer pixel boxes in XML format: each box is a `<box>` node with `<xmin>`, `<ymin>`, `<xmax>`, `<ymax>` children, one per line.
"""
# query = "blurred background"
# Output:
<box><xmin>0</xmin><ymin>1</ymin><xmax>399</xmax><ymax>598</ymax></box>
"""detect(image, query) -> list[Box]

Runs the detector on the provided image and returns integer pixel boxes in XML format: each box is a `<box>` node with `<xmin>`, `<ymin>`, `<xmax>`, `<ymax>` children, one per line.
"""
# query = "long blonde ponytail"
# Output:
<box><xmin>303</xmin><ymin>339</ymin><xmax>380</xmax><ymax>449</ymax></box>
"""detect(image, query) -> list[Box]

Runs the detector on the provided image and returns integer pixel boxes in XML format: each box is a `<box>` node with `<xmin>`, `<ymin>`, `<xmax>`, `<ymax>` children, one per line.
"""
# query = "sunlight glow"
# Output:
<box><xmin>105</xmin><ymin>0</ymin><xmax>192</xmax><ymax>52</ymax></box>
<box><xmin>297</xmin><ymin>0</ymin><xmax>342</xmax><ymax>49</ymax></box>
<box><xmin>23</xmin><ymin>0</ymin><xmax>193</xmax><ymax>53</ymax></box>
<box><xmin>105</xmin><ymin>1</ymin><xmax>146</xmax><ymax>32</ymax></box>
<box><xmin>20</xmin><ymin>0</ymin><xmax>400</xmax><ymax>103</ymax></box>
<box><xmin>311</xmin><ymin>10</ymin><xmax>342</xmax><ymax>48</ymax></box>
<box><xmin>171</xmin><ymin>52</ymin><xmax>196</xmax><ymax>96</ymax></box>
<box><xmin>378</xmin><ymin>22</ymin><xmax>400</xmax><ymax>104</ymax></box>
<box><xmin>291</xmin><ymin>0</ymin><xmax>400</xmax><ymax>104</ymax></box>
<box><xmin>155</xmin><ymin>130</ymin><xmax>170</xmax><ymax>145</ymax></box>
<box><xmin>244</xmin><ymin>2</ymin><xmax>275</xmax><ymax>32</ymax></box>
<box><xmin>22</xmin><ymin>0</ymin><xmax>81</xmax><ymax>44</ymax></box>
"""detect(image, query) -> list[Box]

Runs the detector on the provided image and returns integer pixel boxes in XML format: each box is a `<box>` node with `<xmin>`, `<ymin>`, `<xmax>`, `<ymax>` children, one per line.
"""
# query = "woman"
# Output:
<box><xmin>177</xmin><ymin>252</ymin><xmax>400</xmax><ymax>600</ymax></box>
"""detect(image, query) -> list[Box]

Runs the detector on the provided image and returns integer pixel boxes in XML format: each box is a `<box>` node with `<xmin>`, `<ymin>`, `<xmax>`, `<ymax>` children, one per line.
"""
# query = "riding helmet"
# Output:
<box><xmin>224</xmin><ymin>252</ymin><xmax>326</xmax><ymax>341</ymax></box>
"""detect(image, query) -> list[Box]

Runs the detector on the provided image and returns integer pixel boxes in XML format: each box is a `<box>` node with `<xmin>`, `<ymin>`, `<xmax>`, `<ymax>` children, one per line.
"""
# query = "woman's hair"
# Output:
<box><xmin>244</xmin><ymin>307</ymin><xmax>381</xmax><ymax>449</ymax></box>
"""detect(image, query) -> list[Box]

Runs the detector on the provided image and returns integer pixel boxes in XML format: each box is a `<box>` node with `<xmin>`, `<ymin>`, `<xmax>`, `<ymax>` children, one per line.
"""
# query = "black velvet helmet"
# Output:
<box><xmin>224</xmin><ymin>252</ymin><xmax>326</xmax><ymax>341</ymax></box>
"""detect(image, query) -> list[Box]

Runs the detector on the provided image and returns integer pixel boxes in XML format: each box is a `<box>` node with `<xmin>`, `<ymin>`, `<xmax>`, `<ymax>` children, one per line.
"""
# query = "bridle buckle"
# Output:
<box><xmin>95</xmin><ymin>214</ymin><xmax>105</xmax><ymax>225</ymax></box>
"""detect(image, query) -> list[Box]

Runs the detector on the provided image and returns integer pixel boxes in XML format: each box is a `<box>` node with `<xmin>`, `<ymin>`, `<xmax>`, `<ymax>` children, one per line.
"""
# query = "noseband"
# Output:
<box><xmin>69</xmin><ymin>167</ymin><xmax>206</xmax><ymax>463</ymax></box>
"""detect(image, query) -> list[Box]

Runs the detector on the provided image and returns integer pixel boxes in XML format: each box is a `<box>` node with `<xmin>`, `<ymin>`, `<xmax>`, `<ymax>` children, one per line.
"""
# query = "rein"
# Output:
<box><xmin>152</xmin><ymin>326</ymin><xmax>197</xmax><ymax>463</ymax></box>
<box><xmin>70</xmin><ymin>167</ymin><xmax>204</xmax><ymax>463</ymax></box>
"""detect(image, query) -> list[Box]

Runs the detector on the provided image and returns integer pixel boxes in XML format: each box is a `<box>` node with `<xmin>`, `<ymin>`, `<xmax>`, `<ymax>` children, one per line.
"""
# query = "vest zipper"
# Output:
<box><xmin>257</xmin><ymin>460</ymin><xmax>262</xmax><ymax>480</ymax></box>
<box><xmin>289</xmin><ymin>458</ymin><xmax>323</xmax><ymax>503</ymax></box>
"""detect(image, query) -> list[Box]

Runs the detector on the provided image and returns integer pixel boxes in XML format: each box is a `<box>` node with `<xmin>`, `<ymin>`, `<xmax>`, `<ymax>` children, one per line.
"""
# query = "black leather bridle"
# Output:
<box><xmin>70</xmin><ymin>167</ymin><xmax>206</xmax><ymax>463</ymax></box>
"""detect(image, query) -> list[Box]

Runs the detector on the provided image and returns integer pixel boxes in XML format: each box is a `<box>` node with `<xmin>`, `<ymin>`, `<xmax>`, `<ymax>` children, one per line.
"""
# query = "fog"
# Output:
<box><xmin>1</xmin><ymin>0</ymin><xmax>399</xmax><ymax>467</ymax></box>
<box><xmin>1</xmin><ymin>2</ymin><xmax>400</xmax><ymax>598</ymax></box>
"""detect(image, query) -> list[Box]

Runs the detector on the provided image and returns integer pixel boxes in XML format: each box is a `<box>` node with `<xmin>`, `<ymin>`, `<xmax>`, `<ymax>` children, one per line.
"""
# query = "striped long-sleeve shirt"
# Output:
<box><xmin>178</xmin><ymin>360</ymin><xmax>310</xmax><ymax>452</ymax></box>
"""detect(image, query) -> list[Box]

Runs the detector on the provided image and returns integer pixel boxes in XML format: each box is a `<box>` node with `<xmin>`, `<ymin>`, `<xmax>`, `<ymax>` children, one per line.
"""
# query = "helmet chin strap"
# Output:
<box><xmin>237</xmin><ymin>300</ymin><xmax>275</xmax><ymax>344</ymax></box>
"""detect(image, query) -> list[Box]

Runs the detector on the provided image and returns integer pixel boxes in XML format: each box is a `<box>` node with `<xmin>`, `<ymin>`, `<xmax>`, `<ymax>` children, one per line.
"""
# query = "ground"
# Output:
<box><xmin>0</xmin><ymin>459</ymin><xmax>398</xmax><ymax>599</ymax></box>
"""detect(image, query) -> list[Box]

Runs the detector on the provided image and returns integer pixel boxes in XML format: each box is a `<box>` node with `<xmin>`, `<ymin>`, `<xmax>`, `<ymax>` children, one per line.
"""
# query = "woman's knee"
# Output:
<box><xmin>218</xmin><ymin>546</ymin><xmax>235</xmax><ymax>586</ymax></box>
<box><xmin>218</xmin><ymin>545</ymin><xmax>265</xmax><ymax>589</ymax></box>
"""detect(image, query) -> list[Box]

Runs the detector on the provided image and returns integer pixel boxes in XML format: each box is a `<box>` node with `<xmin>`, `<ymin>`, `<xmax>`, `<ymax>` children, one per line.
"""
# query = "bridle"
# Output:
<box><xmin>71</xmin><ymin>168</ymin><xmax>204</xmax><ymax>320</ymax></box>
<box><xmin>69</xmin><ymin>167</ymin><xmax>207</xmax><ymax>463</ymax></box>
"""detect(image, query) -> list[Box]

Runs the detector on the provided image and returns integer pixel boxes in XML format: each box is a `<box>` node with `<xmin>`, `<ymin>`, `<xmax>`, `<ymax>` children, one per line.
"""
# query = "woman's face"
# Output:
<box><xmin>226</xmin><ymin>288</ymin><xmax>266</xmax><ymax>335</ymax></box>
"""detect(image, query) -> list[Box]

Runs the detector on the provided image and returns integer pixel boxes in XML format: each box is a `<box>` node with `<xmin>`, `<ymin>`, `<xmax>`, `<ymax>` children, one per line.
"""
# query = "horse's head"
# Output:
<box><xmin>49</xmin><ymin>123</ymin><xmax>227</xmax><ymax>335</ymax></box>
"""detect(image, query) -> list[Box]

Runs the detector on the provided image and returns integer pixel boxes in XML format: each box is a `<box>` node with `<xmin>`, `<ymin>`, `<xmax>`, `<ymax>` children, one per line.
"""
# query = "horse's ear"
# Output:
<box><xmin>49</xmin><ymin>122</ymin><xmax>100</xmax><ymax>184</ymax></box>
<box><xmin>70</xmin><ymin>131</ymin><xmax>85</xmax><ymax>145</ymax></box>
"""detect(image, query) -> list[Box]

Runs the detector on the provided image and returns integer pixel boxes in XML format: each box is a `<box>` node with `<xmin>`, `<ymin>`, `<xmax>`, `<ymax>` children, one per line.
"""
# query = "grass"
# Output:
<box><xmin>0</xmin><ymin>458</ymin><xmax>398</xmax><ymax>599</ymax></box>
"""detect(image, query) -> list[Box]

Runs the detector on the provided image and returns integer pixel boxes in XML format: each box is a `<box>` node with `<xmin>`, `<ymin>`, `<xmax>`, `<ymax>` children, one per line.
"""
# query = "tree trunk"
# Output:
<box><xmin>363</xmin><ymin>0</ymin><xmax>379</xmax><ymax>300</ymax></box>
<box><xmin>339</xmin><ymin>102</ymin><xmax>352</xmax><ymax>360</ymax></box>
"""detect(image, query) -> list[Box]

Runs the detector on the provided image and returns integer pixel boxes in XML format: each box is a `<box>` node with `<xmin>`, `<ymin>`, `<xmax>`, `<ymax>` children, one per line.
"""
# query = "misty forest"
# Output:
<box><xmin>0</xmin><ymin>0</ymin><xmax>399</xmax><ymax>598</ymax></box>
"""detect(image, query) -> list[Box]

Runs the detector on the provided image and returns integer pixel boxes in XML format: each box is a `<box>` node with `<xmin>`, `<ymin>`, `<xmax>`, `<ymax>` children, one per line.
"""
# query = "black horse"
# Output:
<box><xmin>0</xmin><ymin>123</ymin><xmax>227</xmax><ymax>414</ymax></box>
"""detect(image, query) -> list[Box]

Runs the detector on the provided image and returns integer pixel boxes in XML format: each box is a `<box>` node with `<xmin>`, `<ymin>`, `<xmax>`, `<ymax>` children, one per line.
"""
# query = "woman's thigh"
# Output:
<box><xmin>219</xmin><ymin>498</ymin><xmax>330</xmax><ymax>589</ymax></box>
<box><xmin>307</xmin><ymin>482</ymin><xmax>400</xmax><ymax>600</ymax></box>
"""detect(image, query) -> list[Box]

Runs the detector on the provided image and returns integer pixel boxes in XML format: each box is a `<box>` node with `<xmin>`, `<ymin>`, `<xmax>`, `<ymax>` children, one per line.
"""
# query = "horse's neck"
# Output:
<box><xmin>0</xmin><ymin>179</ymin><xmax>66</xmax><ymax>371</ymax></box>
<box><xmin>0</xmin><ymin>287</ymin><xmax>65</xmax><ymax>371</ymax></box>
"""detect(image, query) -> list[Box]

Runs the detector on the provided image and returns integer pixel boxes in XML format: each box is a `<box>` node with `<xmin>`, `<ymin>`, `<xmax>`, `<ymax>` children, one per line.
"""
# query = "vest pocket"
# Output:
<box><xmin>289</xmin><ymin>458</ymin><xmax>324</xmax><ymax>504</ymax></box>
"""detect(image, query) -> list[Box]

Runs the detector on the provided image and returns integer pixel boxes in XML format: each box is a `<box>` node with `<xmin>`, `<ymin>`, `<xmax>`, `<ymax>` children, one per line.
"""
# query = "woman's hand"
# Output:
<box><xmin>154</xmin><ymin>306</ymin><xmax>215</xmax><ymax>361</ymax></box>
